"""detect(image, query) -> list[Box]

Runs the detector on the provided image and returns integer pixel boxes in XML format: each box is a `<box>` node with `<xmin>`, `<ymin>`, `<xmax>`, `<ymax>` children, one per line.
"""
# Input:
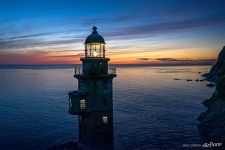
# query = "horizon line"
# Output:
<box><xmin>0</xmin><ymin>63</ymin><xmax>215</xmax><ymax>67</ymax></box>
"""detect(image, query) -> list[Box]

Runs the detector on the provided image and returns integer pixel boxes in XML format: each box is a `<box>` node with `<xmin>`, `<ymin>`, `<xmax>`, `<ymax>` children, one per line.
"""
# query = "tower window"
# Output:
<box><xmin>80</xmin><ymin>99</ymin><xmax>86</xmax><ymax>109</ymax></box>
<box><xmin>103</xmin><ymin>115</ymin><xmax>108</xmax><ymax>124</ymax></box>
<box><xmin>69</xmin><ymin>98</ymin><xmax>72</xmax><ymax>108</ymax></box>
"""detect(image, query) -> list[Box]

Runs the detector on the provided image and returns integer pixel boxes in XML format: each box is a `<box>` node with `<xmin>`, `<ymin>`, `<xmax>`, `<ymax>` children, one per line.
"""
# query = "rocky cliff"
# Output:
<box><xmin>203</xmin><ymin>46</ymin><xmax>225</xmax><ymax>82</ymax></box>
<box><xmin>198</xmin><ymin>46</ymin><xmax>225</xmax><ymax>144</ymax></box>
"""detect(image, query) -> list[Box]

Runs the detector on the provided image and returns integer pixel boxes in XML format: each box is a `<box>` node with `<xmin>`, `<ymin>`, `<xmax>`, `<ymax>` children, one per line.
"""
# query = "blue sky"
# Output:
<box><xmin>0</xmin><ymin>0</ymin><xmax>225</xmax><ymax>64</ymax></box>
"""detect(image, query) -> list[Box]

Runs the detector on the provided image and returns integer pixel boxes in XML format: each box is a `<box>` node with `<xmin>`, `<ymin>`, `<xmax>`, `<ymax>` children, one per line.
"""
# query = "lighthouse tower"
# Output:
<box><xmin>68</xmin><ymin>26</ymin><xmax>116</xmax><ymax>150</ymax></box>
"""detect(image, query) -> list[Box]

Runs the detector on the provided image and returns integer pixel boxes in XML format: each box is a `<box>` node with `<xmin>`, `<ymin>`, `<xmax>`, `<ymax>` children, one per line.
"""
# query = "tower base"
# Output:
<box><xmin>78</xmin><ymin>142</ymin><xmax>114</xmax><ymax>150</ymax></box>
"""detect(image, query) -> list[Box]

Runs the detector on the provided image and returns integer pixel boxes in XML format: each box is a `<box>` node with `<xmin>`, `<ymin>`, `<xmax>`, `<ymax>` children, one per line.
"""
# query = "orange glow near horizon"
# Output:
<box><xmin>0</xmin><ymin>46</ymin><xmax>218</xmax><ymax>65</ymax></box>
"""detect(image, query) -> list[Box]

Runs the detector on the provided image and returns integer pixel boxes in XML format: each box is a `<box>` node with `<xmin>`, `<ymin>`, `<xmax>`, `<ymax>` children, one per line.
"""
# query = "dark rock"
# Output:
<box><xmin>195</xmin><ymin>79</ymin><xmax>199</xmax><ymax>82</ymax></box>
<box><xmin>174</xmin><ymin>78</ymin><xmax>180</xmax><ymax>80</ymax></box>
<box><xmin>206</xmin><ymin>83</ymin><xmax>215</xmax><ymax>88</ymax></box>
<box><xmin>217</xmin><ymin>75</ymin><xmax>225</xmax><ymax>98</ymax></box>
<box><xmin>186</xmin><ymin>79</ymin><xmax>192</xmax><ymax>81</ymax></box>
<box><xmin>198</xmin><ymin>97</ymin><xmax>225</xmax><ymax>142</ymax></box>
<box><xmin>198</xmin><ymin>75</ymin><xmax>225</xmax><ymax>143</ymax></box>
<box><xmin>203</xmin><ymin>46</ymin><xmax>225</xmax><ymax>82</ymax></box>
<box><xmin>198</xmin><ymin>47</ymin><xmax>225</xmax><ymax>143</ymax></box>
<box><xmin>202</xmin><ymin>99</ymin><xmax>211</xmax><ymax>107</ymax></box>
<box><xmin>200</xmin><ymin>79</ymin><xmax>204</xmax><ymax>82</ymax></box>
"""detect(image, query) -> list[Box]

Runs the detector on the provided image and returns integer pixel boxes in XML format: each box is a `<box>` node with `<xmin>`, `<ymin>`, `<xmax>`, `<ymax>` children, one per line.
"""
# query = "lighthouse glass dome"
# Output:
<box><xmin>84</xmin><ymin>26</ymin><xmax>106</xmax><ymax>58</ymax></box>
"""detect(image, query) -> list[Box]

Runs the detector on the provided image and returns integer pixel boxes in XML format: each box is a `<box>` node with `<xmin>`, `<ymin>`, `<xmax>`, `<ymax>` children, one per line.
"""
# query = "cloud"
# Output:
<box><xmin>81</xmin><ymin>15</ymin><xmax>135</xmax><ymax>25</ymax></box>
<box><xmin>104</xmin><ymin>16</ymin><xmax>225</xmax><ymax>39</ymax></box>
<box><xmin>156</xmin><ymin>58</ymin><xmax>191</xmax><ymax>61</ymax></box>
<box><xmin>0</xmin><ymin>38</ymin><xmax>83</xmax><ymax>50</ymax></box>
<box><xmin>0</xmin><ymin>52</ymin><xmax>81</xmax><ymax>64</ymax></box>
<box><xmin>1</xmin><ymin>14</ymin><xmax>224</xmax><ymax>52</ymax></box>
<box><xmin>155</xmin><ymin>58</ymin><xmax>216</xmax><ymax>66</ymax></box>
<box><xmin>3</xmin><ymin>31</ymin><xmax>60</xmax><ymax>40</ymax></box>
<box><xmin>47</xmin><ymin>53</ymin><xmax>83</xmax><ymax>58</ymax></box>
<box><xmin>156</xmin><ymin>58</ymin><xmax>216</xmax><ymax>62</ymax></box>
<box><xmin>138</xmin><ymin>58</ymin><xmax>149</xmax><ymax>60</ymax></box>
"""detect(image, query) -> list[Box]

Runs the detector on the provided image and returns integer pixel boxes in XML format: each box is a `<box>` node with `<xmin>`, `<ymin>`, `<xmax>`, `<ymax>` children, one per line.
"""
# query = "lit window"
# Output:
<box><xmin>80</xmin><ymin>99</ymin><xmax>86</xmax><ymax>109</ymax></box>
<box><xmin>103</xmin><ymin>115</ymin><xmax>108</xmax><ymax>124</ymax></box>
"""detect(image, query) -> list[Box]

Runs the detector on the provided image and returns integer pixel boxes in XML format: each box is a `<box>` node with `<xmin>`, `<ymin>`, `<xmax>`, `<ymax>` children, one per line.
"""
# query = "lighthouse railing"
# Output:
<box><xmin>74</xmin><ymin>67</ymin><xmax>82</xmax><ymax>75</ymax></box>
<box><xmin>74</xmin><ymin>67</ymin><xmax>116</xmax><ymax>75</ymax></box>
<box><xmin>108</xmin><ymin>67</ymin><xmax>116</xmax><ymax>74</ymax></box>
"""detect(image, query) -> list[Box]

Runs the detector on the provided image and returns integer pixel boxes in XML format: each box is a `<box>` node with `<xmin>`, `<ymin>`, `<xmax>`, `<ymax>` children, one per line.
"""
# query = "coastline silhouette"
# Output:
<box><xmin>198</xmin><ymin>46</ymin><xmax>225</xmax><ymax>146</ymax></box>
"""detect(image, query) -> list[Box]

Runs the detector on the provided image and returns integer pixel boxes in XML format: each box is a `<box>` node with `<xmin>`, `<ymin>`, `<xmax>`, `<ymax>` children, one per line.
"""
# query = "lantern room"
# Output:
<box><xmin>84</xmin><ymin>26</ymin><xmax>106</xmax><ymax>58</ymax></box>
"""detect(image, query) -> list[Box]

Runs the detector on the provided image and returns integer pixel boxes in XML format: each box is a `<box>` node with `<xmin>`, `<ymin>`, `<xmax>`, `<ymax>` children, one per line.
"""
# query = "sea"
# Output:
<box><xmin>0</xmin><ymin>65</ymin><xmax>214</xmax><ymax>150</ymax></box>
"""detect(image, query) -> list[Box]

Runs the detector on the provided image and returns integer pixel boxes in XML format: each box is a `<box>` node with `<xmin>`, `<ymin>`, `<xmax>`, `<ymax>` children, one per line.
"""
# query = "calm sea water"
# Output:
<box><xmin>0</xmin><ymin>65</ymin><xmax>214</xmax><ymax>150</ymax></box>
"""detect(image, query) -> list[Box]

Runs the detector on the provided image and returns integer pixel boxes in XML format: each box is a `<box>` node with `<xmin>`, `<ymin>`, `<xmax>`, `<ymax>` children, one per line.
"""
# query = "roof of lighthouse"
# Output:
<box><xmin>85</xmin><ymin>26</ymin><xmax>105</xmax><ymax>44</ymax></box>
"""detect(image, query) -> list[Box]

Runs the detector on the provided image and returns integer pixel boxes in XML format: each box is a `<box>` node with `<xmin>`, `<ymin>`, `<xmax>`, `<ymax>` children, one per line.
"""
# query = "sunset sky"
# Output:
<box><xmin>0</xmin><ymin>0</ymin><xmax>225</xmax><ymax>65</ymax></box>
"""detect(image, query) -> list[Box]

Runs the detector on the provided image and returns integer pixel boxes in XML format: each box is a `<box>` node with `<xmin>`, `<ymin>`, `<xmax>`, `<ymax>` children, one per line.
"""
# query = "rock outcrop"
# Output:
<box><xmin>203</xmin><ymin>46</ymin><xmax>225</xmax><ymax>82</ymax></box>
<box><xmin>198</xmin><ymin>46</ymin><xmax>225</xmax><ymax>144</ymax></box>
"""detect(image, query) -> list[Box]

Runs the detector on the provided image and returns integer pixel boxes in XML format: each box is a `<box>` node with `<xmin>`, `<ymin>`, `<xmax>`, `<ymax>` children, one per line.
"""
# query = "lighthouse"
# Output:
<box><xmin>68</xmin><ymin>26</ymin><xmax>116</xmax><ymax>150</ymax></box>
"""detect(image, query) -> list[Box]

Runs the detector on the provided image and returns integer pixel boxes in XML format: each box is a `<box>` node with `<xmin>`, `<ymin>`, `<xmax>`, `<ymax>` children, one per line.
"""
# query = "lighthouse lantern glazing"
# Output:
<box><xmin>84</xmin><ymin>26</ymin><xmax>106</xmax><ymax>58</ymax></box>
